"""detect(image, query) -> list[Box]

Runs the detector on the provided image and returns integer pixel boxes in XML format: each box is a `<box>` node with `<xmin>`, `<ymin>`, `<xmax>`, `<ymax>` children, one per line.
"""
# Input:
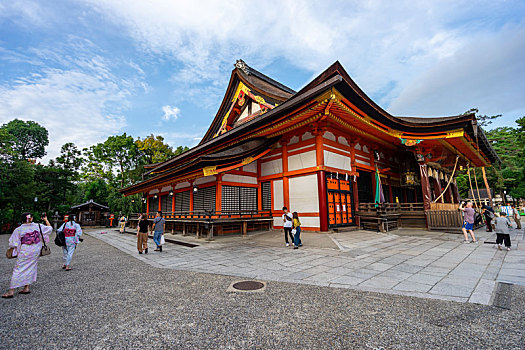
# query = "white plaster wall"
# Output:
<box><xmin>289</xmin><ymin>135</ymin><xmax>300</xmax><ymax>145</ymax></box>
<box><xmin>175</xmin><ymin>181</ymin><xmax>190</xmax><ymax>189</ymax></box>
<box><xmin>299</xmin><ymin>217</ymin><xmax>320</xmax><ymax>228</ymax></box>
<box><xmin>273</xmin><ymin>179</ymin><xmax>284</xmax><ymax>210</ymax></box>
<box><xmin>242</xmin><ymin>162</ymin><xmax>257</xmax><ymax>173</ymax></box>
<box><xmin>273</xmin><ymin>216</ymin><xmax>320</xmax><ymax>228</ymax></box>
<box><xmin>324</xmin><ymin>150</ymin><xmax>351</xmax><ymax>170</ymax></box>
<box><xmin>302</xmin><ymin>131</ymin><xmax>314</xmax><ymax>141</ymax></box>
<box><xmin>160</xmin><ymin>186</ymin><xmax>172</xmax><ymax>193</ymax></box>
<box><xmin>289</xmin><ymin>174</ymin><xmax>319</xmax><ymax>212</ymax></box>
<box><xmin>261</xmin><ymin>159</ymin><xmax>283</xmax><ymax>176</ymax></box>
<box><xmin>222</xmin><ymin>174</ymin><xmax>257</xmax><ymax>184</ymax></box>
<box><xmin>338</xmin><ymin>137</ymin><xmax>349</xmax><ymax>146</ymax></box>
<box><xmin>288</xmin><ymin>150</ymin><xmax>316</xmax><ymax>171</ymax></box>
<box><xmin>194</xmin><ymin>176</ymin><xmax>216</xmax><ymax>185</ymax></box>
<box><xmin>323</xmin><ymin>131</ymin><xmax>336</xmax><ymax>141</ymax></box>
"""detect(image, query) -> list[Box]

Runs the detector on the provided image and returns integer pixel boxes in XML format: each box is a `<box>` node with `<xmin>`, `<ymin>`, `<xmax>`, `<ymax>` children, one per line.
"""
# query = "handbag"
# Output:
<box><xmin>39</xmin><ymin>224</ymin><xmax>51</xmax><ymax>257</ymax></box>
<box><xmin>6</xmin><ymin>247</ymin><xmax>17</xmax><ymax>259</ymax></box>
<box><xmin>291</xmin><ymin>228</ymin><xmax>297</xmax><ymax>235</ymax></box>
<box><xmin>55</xmin><ymin>224</ymin><xmax>66</xmax><ymax>247</ymax></box>
<box><xmin>160</xmin><ymin>235</ymin><xmax>165</xmax><ymax>245</ymax></box>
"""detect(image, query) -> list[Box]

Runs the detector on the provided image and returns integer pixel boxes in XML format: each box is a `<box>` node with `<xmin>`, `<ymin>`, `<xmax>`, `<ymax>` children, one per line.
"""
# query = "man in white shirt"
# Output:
<box><xmin>282</xmin><ymin>206</ymin><xmax>294</xmax><ymax>247</ymax></box>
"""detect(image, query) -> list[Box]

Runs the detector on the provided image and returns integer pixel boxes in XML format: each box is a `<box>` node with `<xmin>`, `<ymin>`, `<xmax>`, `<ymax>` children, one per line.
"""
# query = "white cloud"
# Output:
<box><xmin>85</xmin><ymin>0</ymin><xmax>525</xmax><ymax>124</ymax></box>
<box><xmin>388</xmin><ymin>23</ymin><xmax>525</xmax><ymax>126</ymax></box>
<box><xmin>161</xmin><ymin>105</ymin><xmax>180</xmax><ymax>121</ymax></box>
<box><xmin>0</xmin><ymin>68</ymin><xmax>129</xmax><ymax>161</ymax></box>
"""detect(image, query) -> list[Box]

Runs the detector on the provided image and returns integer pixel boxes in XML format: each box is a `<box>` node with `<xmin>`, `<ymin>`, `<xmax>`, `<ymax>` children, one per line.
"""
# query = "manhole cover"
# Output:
<box><xmin>227</xmin><ymin>280</ymin><xmax>267</xmax><ymax>293</ymax></box>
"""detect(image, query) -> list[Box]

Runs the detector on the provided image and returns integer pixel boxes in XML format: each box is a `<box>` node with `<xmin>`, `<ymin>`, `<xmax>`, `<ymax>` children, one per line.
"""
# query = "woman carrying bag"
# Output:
<box><xmin>292</xmin><ymin>211</ymin><xmax>302</xmax><ymax>249</ymax></box>
<box><xmin>57</xmin><ymin>214</ymin><xmax>83</xmax><ymax>271</ymax></box>
<box><xmin>3</xmin><ymin>212</ymin><xmax>52</xmax><ymax>298</ymax></box>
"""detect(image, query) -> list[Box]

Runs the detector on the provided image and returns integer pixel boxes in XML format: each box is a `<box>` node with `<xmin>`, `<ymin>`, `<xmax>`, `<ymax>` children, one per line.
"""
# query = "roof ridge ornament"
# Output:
<box><xmin>235</xmin><ymin>59</ymin><xmax>249</xmax><ymax>75</ymax></box>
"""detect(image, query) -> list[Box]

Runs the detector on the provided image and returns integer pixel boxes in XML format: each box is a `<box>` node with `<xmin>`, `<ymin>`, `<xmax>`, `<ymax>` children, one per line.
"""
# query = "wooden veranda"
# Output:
<box><xmin>128</xmin><ymin>210</ymin><xmax>273</xmax><ymax>240</ymax></box>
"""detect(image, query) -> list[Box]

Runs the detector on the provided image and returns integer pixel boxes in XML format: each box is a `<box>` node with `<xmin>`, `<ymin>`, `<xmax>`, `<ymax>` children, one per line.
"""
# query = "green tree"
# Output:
<box><xmin>2</xmin><ymin>119</ymin><xmax>49</xmax><ymax>160</ymax></box>
<box><xmin>92</xmin><ymin>133</ymin><xmax>139</xmax><ymax>187</ymax></box>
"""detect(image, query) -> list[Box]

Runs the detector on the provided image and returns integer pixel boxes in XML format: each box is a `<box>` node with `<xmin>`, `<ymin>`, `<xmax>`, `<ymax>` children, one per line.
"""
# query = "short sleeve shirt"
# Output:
<box><xmin>138</xmin><ymin>219</ymin><xmax>150</xmax><ymax>233</ymax></box>
<box><xmin>282</xmin><ymin>213</ymin><xmax>293</xmax><ymax>228</ymax></box>
<box><xmin>463</xmin><ymin>207</ymin><xmax>475</xmax><ymax>224</ymax></box>
<box><xmin>153</xmin><ymin>217</ymin><xmax>165</xmax><ymax>233</ymax></box>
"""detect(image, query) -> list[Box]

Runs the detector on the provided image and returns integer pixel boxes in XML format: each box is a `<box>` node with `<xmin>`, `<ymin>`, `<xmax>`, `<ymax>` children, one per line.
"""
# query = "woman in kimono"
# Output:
<box><xmin>58</xmin><ymin>214</ymin><xmax>83</xmax><ymax>271</ymax></box>
<box><xmin>2</xmin><ymin>212</ymin><xmax>52</xmax><ymax>298</ymax></box>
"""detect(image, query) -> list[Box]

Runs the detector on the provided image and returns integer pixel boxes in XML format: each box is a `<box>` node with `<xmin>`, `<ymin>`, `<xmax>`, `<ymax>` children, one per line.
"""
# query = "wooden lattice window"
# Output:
<box><xmin>222</xmin><ymin>186</ymin><xmax>257</xmax><ymax>212</ymax></box>
<box><xmin>175</xmin><ymin>191</ymin><xmax>190</xmax><ymax>212</ymax></box>
<box><xmin>261</xmin><ymin>182</ymin><xmax>272</xmax><ymax>211</ymax></box>
<box><xmin>193</xmin><ymin>186</ymin><xmax>216</xmax><ymax>212</ymax></box>
<box><xmin>160</xmin><ymin>195</ymin><xmax>171</xmax><ymax>212</ymax></box>
<box><xmin>148</xmin><ymin>196</ymin><xmax>159</xmax><ymax>213</ymax></box>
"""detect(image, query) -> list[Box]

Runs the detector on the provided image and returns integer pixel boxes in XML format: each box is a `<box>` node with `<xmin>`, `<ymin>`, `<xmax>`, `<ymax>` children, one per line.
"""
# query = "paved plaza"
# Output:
<box><xmin>90</xmin><ymin>225</ymin><xmax>525</xmax><ymax>305</ymax></box>
<box><xmin>1</xmin><ymin>230</ymin><xmax>524</xmax><ymax>349</ymax></box>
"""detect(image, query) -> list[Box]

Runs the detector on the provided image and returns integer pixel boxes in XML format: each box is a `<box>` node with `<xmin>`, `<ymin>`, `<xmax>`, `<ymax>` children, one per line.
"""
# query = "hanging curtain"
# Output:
<box><xmin>374</xmin><ymin>168</ymin><xmax>385</xmax><ymax>206</ymax></box>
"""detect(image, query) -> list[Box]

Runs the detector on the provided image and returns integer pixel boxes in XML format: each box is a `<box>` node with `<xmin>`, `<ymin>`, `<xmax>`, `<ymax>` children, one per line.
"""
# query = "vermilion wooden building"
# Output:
<box><xmin>121</xmin><ymin>60</ymin><xmax>499</xmax><ymax>235</ymax></box>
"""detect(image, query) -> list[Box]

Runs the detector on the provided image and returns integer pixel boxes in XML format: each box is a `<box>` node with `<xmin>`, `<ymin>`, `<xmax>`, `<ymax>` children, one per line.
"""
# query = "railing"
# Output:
<box><xmin>357</xmin><ymin>203</ymin><xmax>426</xmax><ymax>231</ymax></box>
<box><xmin>128</xmin><ymin>210</ymin><xmax>274</xmax><ymax>240</ymax></box>
<box><xmin>426</xmin><ymin>210</ymin><xmax>463</xmax><ymax>231</ymax></box>
<box><xmin>129</xmin><ymin>210</ymin><xmax>273</xmax><ymax>221</ymax></box>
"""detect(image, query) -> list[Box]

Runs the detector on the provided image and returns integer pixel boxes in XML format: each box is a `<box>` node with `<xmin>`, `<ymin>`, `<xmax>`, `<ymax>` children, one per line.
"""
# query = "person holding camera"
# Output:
<box><xmin>459</xmin><ymin>201</ymin><xmax>477</xmax><ymax>243</ymax></box>
<box><xmin>2</xmin><ymin>213</ymin><xmax>52</xmax><ymax>298</ymax></box>
<box><xmin>57</xmin><ymin>214</ymin><xmax>83</xmax><ymax>271</ymax></box>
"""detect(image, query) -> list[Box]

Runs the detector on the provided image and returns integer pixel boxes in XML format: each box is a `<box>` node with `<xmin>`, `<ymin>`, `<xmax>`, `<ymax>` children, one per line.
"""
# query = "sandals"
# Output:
<box><xmin>1</xmin><ymin>293</ymin><xmax>14</xmax><ymax>299</ymax></box>
<box><xmin>65</xmin><ymin>268</ymin><xmax>72</xmax><ymax>271</ymax></box>
<box><xmin>19</xmin><ymin>290</ymin><xmax>30</xmax><ymax>294</ymax></box>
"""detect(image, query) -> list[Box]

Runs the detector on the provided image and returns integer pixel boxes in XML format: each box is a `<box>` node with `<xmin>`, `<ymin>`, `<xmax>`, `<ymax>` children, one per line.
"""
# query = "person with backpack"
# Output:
<box><xmin>282</xmin><ymin>206</ymin><xmax>294</xmax><ymax>247</ymax></box>
<box><xmin>57</xmin><ymin>214</ymin><xmax>83</xmax><ymax>271</ymax></box>
<box><xmin>482</xmin><ymin>204</ymin><xmax>495</xmax><ymax>232</ymax></box>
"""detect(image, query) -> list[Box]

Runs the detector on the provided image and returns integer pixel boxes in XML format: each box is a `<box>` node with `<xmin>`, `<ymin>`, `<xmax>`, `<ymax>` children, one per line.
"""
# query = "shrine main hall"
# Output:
<box><xmin>121</xmin><ymin>60</ymin><xmax>498</xmax><ymax>236</ymax></box>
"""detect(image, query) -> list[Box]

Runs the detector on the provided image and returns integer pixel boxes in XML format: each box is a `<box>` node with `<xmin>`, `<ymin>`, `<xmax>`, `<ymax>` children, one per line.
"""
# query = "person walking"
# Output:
<box><xmin>494</xmin><ymin>211</ymin><xmax>512</xmax><ymax>251</ymax></box>
<box><xmin>152</xmin><ymin>211</ymin><xmax>165</xmax><ymax>252</ymax></box>
<box><xmin>57</xmin><ymin>214</ymin><xmax>83</xmax><ymax>271</ymax></box>
<box><xmin>482</xmin><ymin>204</ymin><xmax>495</xmax><ymax>232</ymax></box>
<box><xmin>119</xmin><ymin>215</ymin><xmax>127</xmax><ymax>233</ymax></box>
<box><xmin>459</xmin><ymin>201</ymin><xmax>477</xmax><ymax>243</ymax></box>
<box><xmin>136</xmin><ymin>213</ymin><xmax>150</xmax><ymax>254</ymax></box>
<box><xmin>2</xmin><ymin>213</ymin><xmax>52</xmax><ymax>298</ymax></box>
<box><xmin>282</xmin><ymin>206</ymin><xmax>294</xmax><ymax>247</ymax></box>
<box><xmin>511</xmin><ymin>205</ymin><xmax>521</xmax><ymax>229</ymax></box>
<box><xmin>292</xmin><ymin>211</ymin><xmax>302</xmax><ymax>249</ymax></box>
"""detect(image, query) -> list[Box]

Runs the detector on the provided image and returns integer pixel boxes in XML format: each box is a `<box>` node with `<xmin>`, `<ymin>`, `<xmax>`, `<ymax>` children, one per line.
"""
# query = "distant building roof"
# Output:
<box><xmin>70</xmin><ymin>199</ymin><xmax>109</xmax><ymax>211</ymax></box>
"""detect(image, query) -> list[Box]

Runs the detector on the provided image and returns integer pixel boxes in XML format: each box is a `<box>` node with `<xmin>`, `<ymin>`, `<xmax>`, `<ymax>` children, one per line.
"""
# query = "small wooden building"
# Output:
<box><xmin>70</xmin><ymin>200</ymin><xmax>109</xmax><ymax>226</ymax></box>
<box><xmin>121</xmin><ymin>60</ymin><xmax>499</xmax><ymax>236</ymax></box>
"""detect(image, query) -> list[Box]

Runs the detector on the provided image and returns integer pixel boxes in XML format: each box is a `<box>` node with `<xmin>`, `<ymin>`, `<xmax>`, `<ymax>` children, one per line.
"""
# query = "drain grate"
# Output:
<box><xmin>493</xmin><ymin>282</ymin><xmax>513</xmax><ymax>309</ymax></box>
<box><xmin>227</xmin><ymin>280</ymin><xmax>266</xmax><ymax>293</ymax></box>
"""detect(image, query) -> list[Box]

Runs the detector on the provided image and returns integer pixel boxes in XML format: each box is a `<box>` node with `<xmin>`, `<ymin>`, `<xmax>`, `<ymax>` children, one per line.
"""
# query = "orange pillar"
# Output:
<box><xmin>216</xmin><ymin>175</ymin><xmax>222</xmax><ymax>213</ymax></box>
<box><xmin>257</xmin><ymin>160</ymin><xmax>262</xmax><ymax>212</ymax></box>
<box><xmin>315</xmin><ymin>129</ymin><xmax>328</xmax><ymax>232</ymax></box>
<box><xmin>189</xmin><ymin>181</ymin><xmax>194</xmax><ymax>217</ymax></box>
<box><xmin>171</xmin><ymin>185</ymin><xmax>175</xmax><ymax>214</ymax></box>
<box><xmin>157</xmin><ymin>190</ymin><xmax>161</xmax><ymax>212</ymax></box>
<box><xmin>282</xmin><ymin>139</ymin><xmax>290</xmax><ymax>209</ymax></box>
<box><xmin>146</xmin><ymin>196</ymin><xmax>150</xmax><ymax>214</ymax></box>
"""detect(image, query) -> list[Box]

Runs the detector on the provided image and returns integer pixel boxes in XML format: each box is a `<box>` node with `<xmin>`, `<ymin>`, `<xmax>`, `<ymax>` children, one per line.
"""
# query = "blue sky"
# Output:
<box><xmin>1</xmin><ymin>0</ymin><xmax>524</xmax><ymax>161</ymax></box>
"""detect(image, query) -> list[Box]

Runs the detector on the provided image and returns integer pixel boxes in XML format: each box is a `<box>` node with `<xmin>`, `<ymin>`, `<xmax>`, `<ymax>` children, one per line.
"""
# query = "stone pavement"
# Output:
<box><xmin>89</xmin><ymin>224</ymin><xmax>525</xmax><ymax>305</ymax></box>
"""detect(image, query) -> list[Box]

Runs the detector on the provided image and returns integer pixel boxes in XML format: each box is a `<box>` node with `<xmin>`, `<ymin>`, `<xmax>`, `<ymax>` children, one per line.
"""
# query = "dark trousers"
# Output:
<box><xmin>284</xmin><ymin>227</ymin><xmax>293</xmax><ymax>244</ymax></box>
<box><xmin>496</xmin><ymin>233</ymin><xmax>511</xmax><ymax>247</ymax></box>
<box><xmin>485</xmin><ymin>217</ymin><xmax>492</xmax><ymax>232</ymax></box>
